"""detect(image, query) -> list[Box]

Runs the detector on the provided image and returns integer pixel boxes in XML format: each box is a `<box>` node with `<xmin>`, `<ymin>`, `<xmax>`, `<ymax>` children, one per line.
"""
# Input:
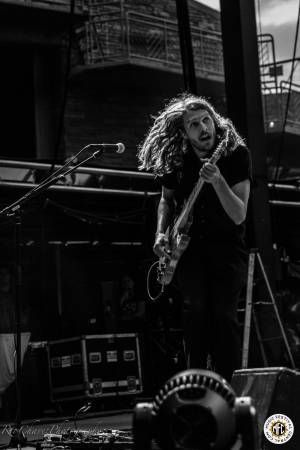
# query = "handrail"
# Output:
<box><xmin>270</xmin><ymin>200</ymin><xmax>300</xmax><ymax>208</ymax></box>
<box><xmin>0</xmin><ymin>159</ymin><xmax>154</xmax><ymax>179</ymax></box>
<box><xmin>2</xmin><ymin>161</ymin><xmax>300</xmax><ymax>191</ymax></box>
<box><xmin>268</xmin><ymin>183</ymin><xmax>300</xmax><ymax>192</ymax></box>
<box><xmin>280</xmin><ymin>80</ymin><xmax>300</xmax><ymax>92</ymax></box>
<box><xmin>0</xmin><ymin>0</ymin><xmax>86</xmax><ymax>12</ymax></box>
<box><xmin>126</xmin><ymin>10</ymin><xmax>222</xmax><ymax>38</ymax></box>
<box><xmin>0</xmin><ymin>180</ymin><xmax>159</xmax><ymax>197</ymax></box>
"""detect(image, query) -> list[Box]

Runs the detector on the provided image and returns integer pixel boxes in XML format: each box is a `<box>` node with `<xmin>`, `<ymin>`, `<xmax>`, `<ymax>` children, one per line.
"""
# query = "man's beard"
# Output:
<box><xmin>192</xmin><ymin>136</ymin><xmax>214</xmax><ymax>152</ymax></box>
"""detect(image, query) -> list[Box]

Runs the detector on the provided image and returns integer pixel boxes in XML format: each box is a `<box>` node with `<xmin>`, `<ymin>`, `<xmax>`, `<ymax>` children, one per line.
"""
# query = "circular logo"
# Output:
<box><xmin>264</xmin><ymin>414</ymin><xmax>294</xmax><ymax>444</ymax></box>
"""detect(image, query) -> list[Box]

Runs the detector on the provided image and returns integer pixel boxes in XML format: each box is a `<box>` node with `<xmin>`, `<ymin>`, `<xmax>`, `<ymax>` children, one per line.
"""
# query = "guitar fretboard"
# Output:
<box><xmin>172</xmin><ymin>143</ymin><xmax>226</xmax><ymax>236</ymax></box>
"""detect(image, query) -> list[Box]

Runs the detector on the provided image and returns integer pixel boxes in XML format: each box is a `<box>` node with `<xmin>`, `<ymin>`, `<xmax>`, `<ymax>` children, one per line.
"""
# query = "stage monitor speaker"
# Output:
<box><xmin>232</xmin><ymin>367</ymin><xmax>300</xmax><ymax>449</ymax></box>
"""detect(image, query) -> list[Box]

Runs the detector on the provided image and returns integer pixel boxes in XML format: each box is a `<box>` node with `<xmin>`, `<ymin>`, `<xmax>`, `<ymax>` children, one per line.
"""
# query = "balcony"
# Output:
<box><xmin>74</xmin><ymin>10</ymin><xmax>224</xmax><ymax>82</ymax></box>
<box><xmin>0</xmin><ymin>0</ymin><xmax>86</xmax><ymax>14</ymax></box>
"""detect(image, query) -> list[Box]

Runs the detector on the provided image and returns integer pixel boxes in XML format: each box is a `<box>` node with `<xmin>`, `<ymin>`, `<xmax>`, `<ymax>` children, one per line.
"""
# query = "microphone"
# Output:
<box><xmin>95</xmin><ymin>142</ymin><xmax>125</xmax><ymax>154</ymax></box>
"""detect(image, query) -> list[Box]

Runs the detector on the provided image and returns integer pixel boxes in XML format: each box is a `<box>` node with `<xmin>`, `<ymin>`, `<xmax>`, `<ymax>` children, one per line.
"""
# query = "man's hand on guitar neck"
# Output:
<box><xmin>200</xmin><ymin>160</ymin><xmax>222</xmax><ymax>186</ymax></box>
<box><xmin>153</xmin><ymin>232</ymin><xmax>171</xmax><ymax>260</ymax></box>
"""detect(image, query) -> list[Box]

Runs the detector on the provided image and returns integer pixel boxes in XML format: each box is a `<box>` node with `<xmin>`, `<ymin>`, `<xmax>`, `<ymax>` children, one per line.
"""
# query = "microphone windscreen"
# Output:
<box><xmin>116</xmin><ymin>143</ymin><xmax>125</xmax><ymax>154</ymax></box>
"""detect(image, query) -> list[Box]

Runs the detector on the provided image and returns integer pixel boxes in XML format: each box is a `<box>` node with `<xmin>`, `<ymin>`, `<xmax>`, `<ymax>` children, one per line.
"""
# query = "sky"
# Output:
<box><xmin>198</xmin><ymin>0</ymin><xmax>300</xmax><ymax>82</ymax></box>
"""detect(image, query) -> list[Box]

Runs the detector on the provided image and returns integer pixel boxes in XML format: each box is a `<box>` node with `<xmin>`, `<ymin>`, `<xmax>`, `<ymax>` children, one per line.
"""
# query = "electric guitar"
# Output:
<box><xmin>157</xmin><ymin>139</ymin><xmax>227</xmax><ymax>286</ymax></box>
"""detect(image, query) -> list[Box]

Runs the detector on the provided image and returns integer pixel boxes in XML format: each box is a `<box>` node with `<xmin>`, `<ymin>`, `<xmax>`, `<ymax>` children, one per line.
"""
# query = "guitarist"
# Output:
<box><xmin>138</xmin><ymin>94</ymin><xmax>252</xmax><ymax>381</ymax></box>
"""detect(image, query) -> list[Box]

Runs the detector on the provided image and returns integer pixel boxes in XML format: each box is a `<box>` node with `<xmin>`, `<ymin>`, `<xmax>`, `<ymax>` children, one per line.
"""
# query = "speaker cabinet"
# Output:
<box><xmin>232</xmin><ymin>367</ymin><xmax>300</xmax><ymax>449</ymax></box>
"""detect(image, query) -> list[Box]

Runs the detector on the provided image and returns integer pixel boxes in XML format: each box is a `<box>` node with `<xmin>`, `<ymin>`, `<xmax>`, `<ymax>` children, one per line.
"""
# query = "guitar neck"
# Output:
<box><xmin>174</xmin><ymin>176</ymin><xmax>205</xmax><ymax>231</ymax></box>
<box><xmin>172</xmin><ymin>149</ymin><xmax>223</xmax><ymax>233</ymax></box>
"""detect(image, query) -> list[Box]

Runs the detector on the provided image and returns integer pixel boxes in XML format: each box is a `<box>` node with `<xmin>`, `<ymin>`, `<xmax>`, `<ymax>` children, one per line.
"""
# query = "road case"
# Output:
<box><xmin>47</xmin><ymin>333</ymin><xmax>143</xmax><ymax>402</ymax></box>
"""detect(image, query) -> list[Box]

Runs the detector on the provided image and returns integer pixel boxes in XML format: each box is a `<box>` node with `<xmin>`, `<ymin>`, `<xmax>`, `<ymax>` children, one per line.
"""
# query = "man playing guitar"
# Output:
<box><xmin>138</xmin><ymin>94</ymin><xmax>252</xmax><ymax>381</ymax></box>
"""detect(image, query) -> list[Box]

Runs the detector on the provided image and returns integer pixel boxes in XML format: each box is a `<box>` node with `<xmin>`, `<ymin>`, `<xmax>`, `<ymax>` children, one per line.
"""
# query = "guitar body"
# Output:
<box><xmin>155</xmin><ymin>139</ymin><xmax>227</xmax><ymax>288</ymax></box>
<box><xmin>157</xmin><ymin>229</ymin><xmax>191</xmax><ymax>286</ymax></box>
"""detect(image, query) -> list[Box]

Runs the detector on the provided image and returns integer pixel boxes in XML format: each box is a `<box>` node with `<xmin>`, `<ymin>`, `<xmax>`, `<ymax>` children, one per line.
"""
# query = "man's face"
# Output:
<box><xmin>183</xmin><ymin>108</ymin><xmax>216</xmax><ymax>156</ymax></box>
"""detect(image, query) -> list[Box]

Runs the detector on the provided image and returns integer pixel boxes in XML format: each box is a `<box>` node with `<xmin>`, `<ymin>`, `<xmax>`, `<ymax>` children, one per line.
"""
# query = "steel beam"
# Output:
<box><xmin>220</xmin><ymin>0</ymin><xmax>275</xmax><ymax>286</ymax></box>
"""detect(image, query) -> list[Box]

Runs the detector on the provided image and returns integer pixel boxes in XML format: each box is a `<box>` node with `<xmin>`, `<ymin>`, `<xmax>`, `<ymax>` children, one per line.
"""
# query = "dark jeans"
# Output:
<box><xmin>176</xmin><ymin>242</ymin><xmax>247</xmax><ymax>381</ymax></box>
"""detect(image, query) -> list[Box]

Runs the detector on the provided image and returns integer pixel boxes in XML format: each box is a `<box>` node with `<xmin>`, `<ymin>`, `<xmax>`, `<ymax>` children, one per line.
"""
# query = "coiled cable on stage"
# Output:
<box><xmin>133</xmin><ymin>369</ymin><xmax>259</xmax><ymax>450</ymax></box>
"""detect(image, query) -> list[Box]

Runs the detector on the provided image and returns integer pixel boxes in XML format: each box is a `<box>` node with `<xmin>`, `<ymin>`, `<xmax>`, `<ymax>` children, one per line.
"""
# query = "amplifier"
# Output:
<box><xmin>47</xmin><ymin>333</ymin><xmax>143</xmax><ymax>402</ymax></box>
<box><xmin>232</xmin><ymin>367</ymin><xmax>300</xmax><ymax>449</ymax></box>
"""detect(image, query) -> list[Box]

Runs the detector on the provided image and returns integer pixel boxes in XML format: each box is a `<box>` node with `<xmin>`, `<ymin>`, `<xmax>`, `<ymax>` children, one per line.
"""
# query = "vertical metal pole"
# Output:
<box><xmin>256</xmin><ymin>252</ymin><xmax>296</xmax><ymax>369</ymax></box>
<box><xmin>55</xmin><ymin>244</ymin><xmax>63</xmax><ymax>317</ymax></box>
<box><xmin>220</xmin><ymin>0</ymin><xmax>275</xmax><ymax>288</ymax></box>
<box><xmin>120</xmin><ymin>0</ymin><xmax>125</xmax><ymax>51</ymax></box>
<box><xmin>126</xmin><ymin>12</ymin><xmax>130</xmax><ymax>58</ymax></box>
<box><xmin>175</xmin><ymin>0</ymin><xmax>197</xmax><ymax>94</ymax></box>
<box><xmin>81</xmin><ymin>336</ymin><xmax>90</xmax><ymax>396</ymax></box>
<box><xmin>252</xmin><ymin>310</ymin><xmax>268</xmax><ymax>367</ymax></box>
<box><xmin>9</xmin><ymin>212</ymin><xmax>27</xmax><ymax>448</ymax></box>
<box><xmin>164</xmin><ymin>20</ymin><xmax>169</xmax><ymax>63</ymax></box>
<box><xmin>15</xmin><ymin>213</ymin><xmax>22</xmax><ymax>432</ymax></box>
<box><xmin>242</xmin><ymin>251</ymin><xmax>255</xmax><ymax>368</ymax></box>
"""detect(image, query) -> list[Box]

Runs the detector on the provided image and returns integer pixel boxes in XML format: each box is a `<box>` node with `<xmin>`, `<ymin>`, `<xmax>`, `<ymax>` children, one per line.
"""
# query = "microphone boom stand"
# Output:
<box><xmin>0</xmin><ymin>147</ymin><xmax>105</xmax><ymax>448</ymax></box>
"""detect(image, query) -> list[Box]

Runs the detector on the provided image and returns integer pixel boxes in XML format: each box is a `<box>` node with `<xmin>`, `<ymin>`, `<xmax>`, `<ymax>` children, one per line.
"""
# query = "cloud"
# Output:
<box><xmin>197</xmin><ymin>0</ymin><xmax>300</xmax><ymax>61</ymax></box>
<box><xmin>264</xmin><ymin>22</ymin><xmax>299</xmax><ymax>60</ymax></box>
<box><xmin>259</xmin><ymin>0</ymin><xmax>299</xmax><ymax>27</ymax></box>
<box><xmin>195</xmin><ymin>0</ymin><xmax>220</xmax><ymax>11</ymax></box>
<box><xmin>259</xmin><ymin>1</ymin><xmax>300</xmax><ymax>61</ymax></box>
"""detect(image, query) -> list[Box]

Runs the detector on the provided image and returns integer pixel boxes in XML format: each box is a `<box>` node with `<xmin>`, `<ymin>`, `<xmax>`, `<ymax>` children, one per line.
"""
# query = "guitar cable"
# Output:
<box><xmin>146</xmin><ymin>261</ymin><xmax>165</xmax><ymax>302</ymax></box>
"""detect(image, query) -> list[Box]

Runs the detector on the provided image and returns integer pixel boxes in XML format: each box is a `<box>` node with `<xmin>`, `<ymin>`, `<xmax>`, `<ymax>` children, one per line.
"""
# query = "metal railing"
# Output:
<box><xmin>0</xmin><ymin>158</ymin><xmax>159</xmax><ymax>197</ymax></box>
<box><xmin>280</xmin><ymin>81</ymin><xmax>300</xmax><ymax>132</ymax></box>
<box><xmin>1</xmin><ymin>0</ymin><xmax>86</xmax><ymax>12</ymax></box>
<box><xmin>262</xmin><ymin>81</ymin><xmax>300</xmax><ymax>134</ymax></box>
<box><xmin>258</xmin><ymin>35</ymin><xmax>300</xmax><ymax>133</ymax></box>
<box><xmin>259</xmin><ymin>34</ymin><xmax>279</xmax><ymax>94</ymax></box>
<box><xmin>258</xmin><ymin>34</ymin><xmax>282</xmax><ymax>132</ymax></box>
<box><xmin>77</xmin><ymin>10</ymin><xmax>224</xmax><ymax>80</ymax></box>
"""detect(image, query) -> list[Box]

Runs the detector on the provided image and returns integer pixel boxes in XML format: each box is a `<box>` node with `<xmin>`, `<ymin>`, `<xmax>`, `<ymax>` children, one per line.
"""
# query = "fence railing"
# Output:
<box><xmin>259</xmin><ymin>34</ymin><xmax>279</xmax><ymax>94</ymax></box>
<box><xmin>279</xmin><ymin>81</ymin><xmax>300</xmax><ymax>132</ymax></box>
<box><xmin>77</xmin><ymin>10</ymin><xmax>224</xmax><ymax>80</ymax></box>
<box><xmin>257</xmin><ymin>34</ymin><xmax>300</xmax><ymax>133</ymax></box>
<box><xmin>1</xmin><ymin>0</ymin><xmax>86</xmax><ymax>12</ymax></box>
<box><xmin>262</xmin><ymin>81</ymin><xmax>300</xmax><ymax>134</ymax></box>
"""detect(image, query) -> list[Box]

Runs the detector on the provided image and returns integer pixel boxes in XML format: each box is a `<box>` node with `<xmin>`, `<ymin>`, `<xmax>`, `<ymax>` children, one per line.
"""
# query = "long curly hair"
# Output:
<box><xmin>138</xmin><ymin>93</ymin><xmax>245</xmax><ymax>176</ymax></box>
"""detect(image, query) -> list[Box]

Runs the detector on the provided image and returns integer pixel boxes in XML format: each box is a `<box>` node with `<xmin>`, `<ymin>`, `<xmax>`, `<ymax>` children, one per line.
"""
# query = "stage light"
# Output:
<box><xmin>133</xmin><ymin>369</ymin><xmax>259</xmax><ymax>450</ymax></box>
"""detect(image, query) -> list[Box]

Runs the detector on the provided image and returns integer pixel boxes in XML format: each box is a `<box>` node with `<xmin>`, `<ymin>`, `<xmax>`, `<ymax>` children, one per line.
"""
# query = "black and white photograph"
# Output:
<box><xmin>0</xmin><ymin>0</ymin><xmax>300</xmax><ymax>449</ymax></box>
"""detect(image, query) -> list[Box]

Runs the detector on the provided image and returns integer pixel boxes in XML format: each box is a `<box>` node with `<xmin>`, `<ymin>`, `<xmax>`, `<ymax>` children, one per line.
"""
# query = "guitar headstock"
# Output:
<box><xmin>209</xmin><ymin>130</ymin><xmax>229</xmax><ymax>165</ymax></box>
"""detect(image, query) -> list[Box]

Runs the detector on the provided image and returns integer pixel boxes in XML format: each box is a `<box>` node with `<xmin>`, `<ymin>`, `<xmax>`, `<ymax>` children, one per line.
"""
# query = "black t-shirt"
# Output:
<box><xmin>158</xmin><ymin>144</ymin><xmax>252</xmax><ymax>249</ymax></box>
